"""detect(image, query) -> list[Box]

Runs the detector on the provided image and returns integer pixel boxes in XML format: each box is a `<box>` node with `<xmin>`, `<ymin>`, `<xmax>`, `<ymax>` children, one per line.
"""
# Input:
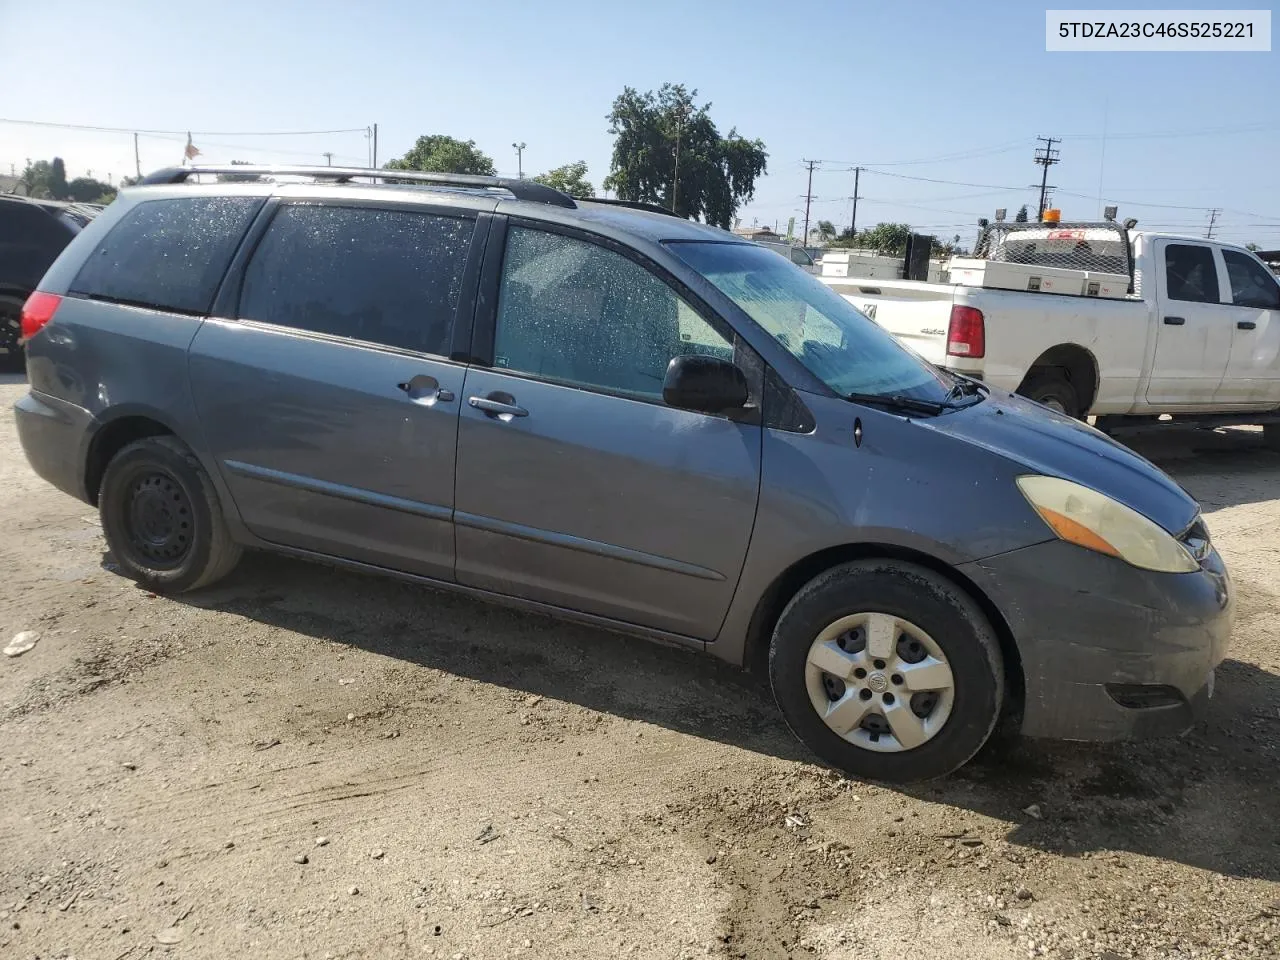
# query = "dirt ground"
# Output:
<box><xmin>1</xmin><ymin>372</ymin><xmax>1277</xmax><ymax>960</ymax></box>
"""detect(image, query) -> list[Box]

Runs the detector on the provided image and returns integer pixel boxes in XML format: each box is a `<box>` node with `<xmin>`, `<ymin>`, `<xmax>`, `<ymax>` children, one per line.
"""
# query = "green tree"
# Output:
<box><xmin>1014</xmin><ymin>204</ymin><xmax>1029</xmax><ymax>223</ymax></box>
<box><xmin>858</xmin><ymin>222</ymin><xmax>912</xmax><ymax>254</ymax></box>
<box><xmin>604</xmin><ymin>83</ymin><xmax>767</xmax><ymax>227</ymax></box>
<box><xmin>385</xmin><ymin>135</ymin><xmax>496</xmax><ymax>176</ymax></box>
<box><xmin>49</xmin><ymin>158</ymin><xmax>69</xmax><ymax>200</ymax></box>
<box><xmin>19</xmin><ymin>159</ymin><xmax>53</xmax><ymax>198</ymax></box>
<box><xmin>1246</xmin><ymin>242</ymin><xmax>1261</xmax><ymax>252</ymax></box>
<box><xmin>66</xmin><ymin>177</ymin><xmax>115</xmax><ymax>203</ymax></box>
<box><xmin>816</xmin><ymin>220</ymin><xmax>837</xmax><ymax>244</ymax></box>
<box><xmin>532</xmin><ymin>161</ymin><xmax>594</xmax><ymax>199</ymax></box>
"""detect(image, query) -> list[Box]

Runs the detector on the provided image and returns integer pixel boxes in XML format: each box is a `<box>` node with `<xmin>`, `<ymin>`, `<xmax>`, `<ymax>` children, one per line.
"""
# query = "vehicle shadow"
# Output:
<box><xmin>1115</xmin><ymin>424</ymin><xmax>1280</xmax><ymax>510</ymax></box>
<box><xmin>0</xmin><ymin>370</ymin><xmax>29</xmax><ymax>386</ymax></box>
<box><xmin>167</xmin><ymin>549</ymin><xmax>1280</xmax><ymax>884</ymax></box>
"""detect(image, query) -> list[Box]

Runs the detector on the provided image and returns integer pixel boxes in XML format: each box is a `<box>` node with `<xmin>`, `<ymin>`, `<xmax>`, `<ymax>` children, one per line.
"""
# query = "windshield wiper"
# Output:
<box><xmin>846</xmin><ymin>392</ymin><xmax>956</xmax><ymax>416</ymax></box>
<box><xmin>944</xmin><ymin>376</ymin><xmax>985</xmax><ymax>406</ymax></box>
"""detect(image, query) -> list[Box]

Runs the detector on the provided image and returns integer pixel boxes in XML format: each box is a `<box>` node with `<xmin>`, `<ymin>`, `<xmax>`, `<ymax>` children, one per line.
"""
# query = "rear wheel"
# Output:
<box><xmin>0</xmin><ymin>292</ymin><xmax>25</xmax><ymax>372</ymax></box>
<box><xmin>99</xmin><ymin>436</ymin><xmax>242</xmax><ymax>592</ymax></box>
<box><xmin>1020</xmin><ymin>369</ymin><xmax>1081</xmax><ymax>418</ymax></box>
<box><xmin>768</xmin><ymin>560</ymin><xmax>1004</xmax><ymax>783</ymax></box>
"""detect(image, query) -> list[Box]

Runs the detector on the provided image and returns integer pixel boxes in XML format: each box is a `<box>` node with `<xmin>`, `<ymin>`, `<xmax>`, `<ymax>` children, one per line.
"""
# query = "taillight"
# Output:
<box><xmin>20</xmin><ymin>291</ymin><xmax>62</xmax><ymax>341</ymax></box>
<box><xmin>947</xmin><ymin>305</ymin><xmax>985</xmax><ymax>359</ymax></box>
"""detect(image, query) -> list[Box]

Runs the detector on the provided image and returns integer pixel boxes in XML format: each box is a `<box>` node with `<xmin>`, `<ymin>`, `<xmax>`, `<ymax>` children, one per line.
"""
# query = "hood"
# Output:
<box><xmin>920</xmin><ymin>390</ymin><xmax>1200</xmax><ymax>534</ymax></box>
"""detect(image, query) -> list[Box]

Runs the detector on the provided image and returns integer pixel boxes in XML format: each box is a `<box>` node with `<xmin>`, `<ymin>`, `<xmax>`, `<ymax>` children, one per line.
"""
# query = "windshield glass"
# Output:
<box><xmin>667</xmin><ymin>241</ymin><xmax>951</xmax><ymax>401</ymax></box>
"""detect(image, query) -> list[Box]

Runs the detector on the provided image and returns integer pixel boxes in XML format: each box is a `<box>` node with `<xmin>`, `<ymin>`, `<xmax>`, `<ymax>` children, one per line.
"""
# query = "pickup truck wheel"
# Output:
<box><xmin>99</xmin><ymin>436</ymin><xmax>243</xmax><ymax>593</ymax></box>
<box><xmin>768</xmin><ymin>560</ymin><xmax>1004</xmax><ymax>783</ymax></box>
<box><xmin>1020</xmin><ymin>370</ymin><xmax>1081</xmax><ymax>418</ymax></box>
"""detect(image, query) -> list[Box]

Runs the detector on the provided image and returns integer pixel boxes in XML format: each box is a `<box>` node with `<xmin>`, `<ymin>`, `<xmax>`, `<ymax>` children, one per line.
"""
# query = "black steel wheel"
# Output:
<box><xmin>99</xmin><ymin>435</ymin><xmax>242</xmax><ymax>592</ymax></box>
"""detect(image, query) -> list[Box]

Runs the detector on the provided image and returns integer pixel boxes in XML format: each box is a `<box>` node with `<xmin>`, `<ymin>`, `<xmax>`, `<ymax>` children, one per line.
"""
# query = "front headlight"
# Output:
<box><xmin>1016</xmin><ymin>475</ymin><xmax>1199</xmax><ymax>574</ymax></box>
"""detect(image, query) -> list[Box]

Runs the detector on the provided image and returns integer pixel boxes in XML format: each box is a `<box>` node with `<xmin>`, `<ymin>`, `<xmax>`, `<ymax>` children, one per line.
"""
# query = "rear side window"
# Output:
<box><xmin>238</xmin><ymin>204</ymin><xmax>472</xmax><ymax>356</ymax></box>
<box><xmin>70</xmin><ymin>197</ymin><xmax>262</xmax><ymax>314</ymax></box>
<box><xmin>1163</xmin><ymin>244</ymin><xmax>1220</xmax><ymax>304</ymax></box>
<box><xmin>1222</xmin><ymin>249</ymin><xmax>1280</xmax><ymax>309</ymax></box>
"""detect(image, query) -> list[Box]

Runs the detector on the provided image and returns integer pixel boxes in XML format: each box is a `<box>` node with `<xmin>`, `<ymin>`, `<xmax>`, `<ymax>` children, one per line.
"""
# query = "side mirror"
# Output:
<box><xmin>662</xmin><ymin>355</ymin><xmax>749</xmax><ymax>414</ymax></box>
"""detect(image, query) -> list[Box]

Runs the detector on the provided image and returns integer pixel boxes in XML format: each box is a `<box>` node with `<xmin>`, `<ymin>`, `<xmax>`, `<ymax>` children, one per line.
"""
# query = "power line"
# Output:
<box><xmin>0</xmin><ymin>117</ymin><xmax>368</xmax><ymax>137</ymax></box>
<box><xmin>814</xmin><ymin>138</ymin><xmax>1035</xmax><ymax>168</ymax></box>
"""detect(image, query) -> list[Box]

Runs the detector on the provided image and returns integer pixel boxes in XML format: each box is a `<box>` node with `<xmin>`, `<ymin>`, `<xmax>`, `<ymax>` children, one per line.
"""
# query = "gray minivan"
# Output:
<box><xmin>14</xmin><ymin>166</ymin><xmax>1232</xmax><ymax>782</ymax></box>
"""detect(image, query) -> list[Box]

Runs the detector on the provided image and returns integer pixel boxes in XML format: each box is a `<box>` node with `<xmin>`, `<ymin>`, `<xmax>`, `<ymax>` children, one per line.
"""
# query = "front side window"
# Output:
<box><xmin>667</xmin><ymin>241</ymin><xmax>951</xmax><ymax>401</ymax></box>
<box><xmin>1222</xmin><ymin>249</ymin><xmax>1280</xmax><ymax>309</ymax></box>
<box><xmin>239</xmin><ymin>204</ymin><xmax>472</xmax><ymax>355</ymax></box>
<box><xmin>1163</xmin><ymin>243</ymin><xmax>1220</xmax><ymax>304</ymax></box>
<box><xmin>71</xmin><ymin>196</ymin><xmax>262</xmax><ymax>314</ymax></box>
<box><xmin>493</xmin><ymin>226</ymin><xmax>735</xmax><ymax>399</ymax></box>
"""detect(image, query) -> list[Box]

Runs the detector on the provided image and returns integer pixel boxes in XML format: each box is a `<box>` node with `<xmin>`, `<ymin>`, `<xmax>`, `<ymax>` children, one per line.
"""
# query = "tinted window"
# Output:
<box><xmin>494</xmin><ymin>226</ymin><xmax>734</xmax><ymax>399</ymax></box>
<box><xmin>1222</xmin><ymin>249</ymin><xmax>1280</xmax><ymax>309</ymax></box>
<box><xmin>1164</xmin><ymin>244</ymin><xmax>1220</xmax><ymax>304</ymax></box>
<box><xmin>239</xmin><ymin>205</ymin><xmax>471</xmax><ymax>356</ymax></box>
<box><xmin>71</xmin><ymin>197</ymin><xmax>262</xmax><ymax>314</ymax></box>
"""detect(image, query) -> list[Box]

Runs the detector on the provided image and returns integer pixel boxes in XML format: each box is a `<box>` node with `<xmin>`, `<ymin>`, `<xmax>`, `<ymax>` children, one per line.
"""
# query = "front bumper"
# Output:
<box><xmin>14</xmin><ymin>389</ymin><xmax>94</xmax><ymax>503</ymax></box>
<box><xmin>959</xmin><ymin>539</ymin><xmax>1232</xmax><ymax>741</ymax></box>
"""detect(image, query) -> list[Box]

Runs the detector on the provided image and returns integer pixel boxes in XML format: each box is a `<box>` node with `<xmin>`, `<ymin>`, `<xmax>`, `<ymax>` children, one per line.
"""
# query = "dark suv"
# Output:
<box><xmin>0</xmin><ymin>195</ymin><xmax>99</xmax><ymax>369</ymax></box>
<box><xmin>14</xmin><ymin>166</ymin><xmax>1231</xmax><ymax>782</ymax></box>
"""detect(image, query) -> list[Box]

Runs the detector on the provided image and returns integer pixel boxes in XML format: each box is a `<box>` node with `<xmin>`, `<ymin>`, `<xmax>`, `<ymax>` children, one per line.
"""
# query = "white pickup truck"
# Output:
<box><xmin>821</xmin><ymin>222</ymin><xmax>1280</xmax><ymax>442</ymax></box>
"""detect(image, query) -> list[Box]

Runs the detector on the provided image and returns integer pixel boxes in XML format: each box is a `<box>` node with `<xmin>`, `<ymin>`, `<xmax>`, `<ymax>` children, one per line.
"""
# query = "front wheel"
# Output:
<box><xmin>768</xmin><ymin>560</ymin><xmax>1004</xmax><ymax>783</ymax></box>
<box><xmin>99</xmin><ymin>436</ymin><xmax>242</xmax><ymax>592</ymax></box>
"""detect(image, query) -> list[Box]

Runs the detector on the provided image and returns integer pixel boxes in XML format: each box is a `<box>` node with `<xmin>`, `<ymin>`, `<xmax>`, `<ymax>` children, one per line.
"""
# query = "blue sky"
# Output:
<box><xmin>2</xmin><ymin>0</ymin><xmax>1276</xmax><ymax>245</ymax></box>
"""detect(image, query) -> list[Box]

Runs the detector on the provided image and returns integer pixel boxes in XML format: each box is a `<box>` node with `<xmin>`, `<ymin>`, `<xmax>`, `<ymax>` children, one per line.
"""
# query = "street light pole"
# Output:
<box><xmin>512</xmin><ymin>142</ymin><xmax>526</xmax><ymax>179</ymax></box>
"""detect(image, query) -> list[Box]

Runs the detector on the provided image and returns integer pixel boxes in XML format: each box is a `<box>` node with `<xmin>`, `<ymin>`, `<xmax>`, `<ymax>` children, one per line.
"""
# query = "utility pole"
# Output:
<box><xmin>372</xmin><ymin>123</ymin><xmax>378</xmax><ymax>168</ymax></box>
<box><xmin>512</xmin><ymin>142</ymin><xmax>526</xmax><ymax>179</ymax></box>
<box><xmin>322</xmin><ymin>152</ymin><xmax>333</xmax><ymax>166</ymax></box>
<box><xmin>134</xmin><ymin>132</ymin><xmax>141</xmax><ymax>178</ymax></box>
<box><xmin>1206</xmin><ymin>208</ymin><xmax>1221</xmax><ymax>239</ymax></box>
<box><xmin>849</xmin><ymin>166</ymin><xmax>862</xmax><ymax>237</ymax></box>
<box><xmin>801</xmin><ymin>159</ymin><xmax>819</xmax><ymax>246</ymax></box>
<box><xmin>1033</xmin><ymin>136</ymin><xmax>1061</xmax><ymax>220</ymax></box>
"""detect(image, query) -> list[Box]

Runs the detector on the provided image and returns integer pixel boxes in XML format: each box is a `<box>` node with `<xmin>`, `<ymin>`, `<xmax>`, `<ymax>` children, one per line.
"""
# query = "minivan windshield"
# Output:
<box><xmin>667</xmin><ymin>241</ymin><xmax>953</xmax><ymax>402</ymax></box>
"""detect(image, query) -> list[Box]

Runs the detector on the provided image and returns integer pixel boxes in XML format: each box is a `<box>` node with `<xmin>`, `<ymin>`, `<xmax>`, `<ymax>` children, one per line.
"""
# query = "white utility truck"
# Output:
<box><xmin>821</xmin><ymin>219</ymin><xmax>1280</xmax><ymax>443</ymax></box>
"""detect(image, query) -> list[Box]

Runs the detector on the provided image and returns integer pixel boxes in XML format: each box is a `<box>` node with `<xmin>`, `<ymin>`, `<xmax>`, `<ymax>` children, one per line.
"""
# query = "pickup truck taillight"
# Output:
<box><xmin>20</xmin><ymin>291</ymin><xmax>62</xmax><ymax>340</ymax></box>
<box><xmin>947</xmin><ymin>305</ymin><xmax>985</xmax><ymax>359</ymax></box>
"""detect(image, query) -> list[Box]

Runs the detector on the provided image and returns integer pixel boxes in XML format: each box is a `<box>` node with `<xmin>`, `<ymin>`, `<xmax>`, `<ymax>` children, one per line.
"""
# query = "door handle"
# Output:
<box><xmin>1237</xmin><ymin>320</ymin><xmax>1257</xmax><ymax>330</ymax></box>
<box><xmin>397</xmin><ymin>374</ymin><xmax>455</xmax><ymax>405</ymax></box>
<box><xmin>468</xmin><ymin>394</ymin><xmax>528</xmax><ymax>420</ymax></box>
<box><xmin>1163</xmin><ymin>316</ymin><xmax>1186</xmax><ymax>326</ymax></box>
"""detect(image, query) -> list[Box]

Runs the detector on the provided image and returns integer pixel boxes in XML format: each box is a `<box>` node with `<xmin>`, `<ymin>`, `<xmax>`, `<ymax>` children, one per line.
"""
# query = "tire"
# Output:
<box><xmin>99</xmin><ymin>436</ymin><xmax>242</xmax><ymax>592</ymax></box>
<box><xmin>1020</xmin><ymin>369</ymin><xmax>1081</xmax><ymax>418</ymax></box>
<box><xmin>768</xmin><ymin>559</ymin><xmax>1004</xmax><ymax>783</ymax></box>
<box><xmin>0</xmin><ymin>292</ymin><xmax>25</xmax><ymax>373</ymax></box>
<box><xmin>1265</xmin><ymin>423</ymin><xmax>1280</xmax><ymax>451</ymax></box>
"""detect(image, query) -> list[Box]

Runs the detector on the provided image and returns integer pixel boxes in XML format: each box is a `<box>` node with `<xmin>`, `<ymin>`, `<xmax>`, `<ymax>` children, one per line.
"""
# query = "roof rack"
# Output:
<box><xmin>137</xmin><ymin>165</ymin><xmax>578</xmax><ymax>209</ymax></box>
<box><xmin>582</xmin><ymin>196</ymin><xmax>684</xmax><ymax>218</ymax></box>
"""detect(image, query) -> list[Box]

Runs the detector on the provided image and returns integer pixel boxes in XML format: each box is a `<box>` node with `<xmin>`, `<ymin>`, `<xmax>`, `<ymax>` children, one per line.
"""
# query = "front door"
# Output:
<box><xmin>1217</xmin><ymin>247</ymin><xmax>1280</xmax><ymax>405</ymax></box>
<box><xmin>1146</xmin><ymin>240</ymin><xmax>1232</xmax><ymax>406</ymax></box>
<box><xmin>189</xmin><ymin>201</ymin><xmax>483</xmax><ymax>580</ymax></box>
<box><xmin>452</xmin><ymin>222</ymin><xmax>763</xmax><ymax>640</ymax></box>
